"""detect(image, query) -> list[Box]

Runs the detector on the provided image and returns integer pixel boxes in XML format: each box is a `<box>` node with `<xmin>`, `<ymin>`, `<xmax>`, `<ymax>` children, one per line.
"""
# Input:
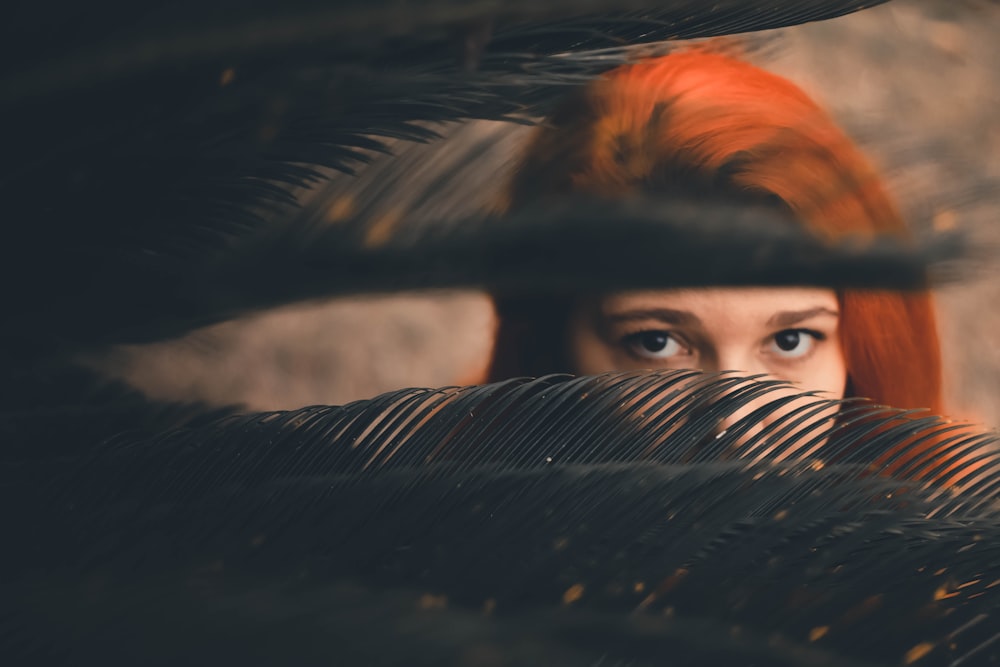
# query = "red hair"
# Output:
<box><xmin>491</xmin><ymin>50</ymin><xmax>942</xmax><ymax>414</ymax></box>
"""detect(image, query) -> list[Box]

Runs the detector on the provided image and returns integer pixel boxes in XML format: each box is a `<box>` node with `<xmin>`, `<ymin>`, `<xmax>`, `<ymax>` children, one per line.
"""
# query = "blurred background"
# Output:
<box><xmin>89</xmin><ymin>0</ymin><xmax>1000</xmax><ymax>425</ymax></box>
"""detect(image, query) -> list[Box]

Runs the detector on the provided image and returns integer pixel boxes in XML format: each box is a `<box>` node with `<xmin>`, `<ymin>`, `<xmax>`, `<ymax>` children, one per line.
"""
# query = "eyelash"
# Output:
<box><xmin>620</xmin><ymin>330</ymin><xmax>691</xmax><ymax>361</ymax></box>
<box><xmin>766</xmin><ymin>328</ymin><xmax>827</xmax><ymax>361</ymax></box>
<box><xmin>619</xmin><ymin>328</ymin><xmax>827</xmax><ymax>363</ymax></box>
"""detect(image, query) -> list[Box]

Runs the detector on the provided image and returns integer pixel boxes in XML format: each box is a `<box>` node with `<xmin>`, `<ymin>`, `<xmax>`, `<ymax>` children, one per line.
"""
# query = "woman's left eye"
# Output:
<box><xmin>768</xmin><ymin>329</ymin><xmax>821</xmax><ymax>359</ymax></box>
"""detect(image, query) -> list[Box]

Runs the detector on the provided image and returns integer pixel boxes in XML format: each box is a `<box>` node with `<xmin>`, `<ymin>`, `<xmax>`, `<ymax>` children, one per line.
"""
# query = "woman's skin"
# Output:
<box><xmin>568</xmin><ymin>287</ymin><xmax>847</xmax><ymax>397</ymax></box>
<box><xmin>567</xmin><ymin>287</ymin><xmax>848</xmax><ymax>451</ymax></box>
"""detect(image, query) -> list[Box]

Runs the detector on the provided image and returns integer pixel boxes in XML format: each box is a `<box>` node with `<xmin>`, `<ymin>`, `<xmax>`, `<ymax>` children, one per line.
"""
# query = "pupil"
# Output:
<box><xmin>775</xmin><ymin>330</ymin><xmax>800</xmax><ymax>351</ymax></box>
<box><xmin>641</xmin><ymin>332</ymin><xmax>669</xmax><ymax>352</ymax></box>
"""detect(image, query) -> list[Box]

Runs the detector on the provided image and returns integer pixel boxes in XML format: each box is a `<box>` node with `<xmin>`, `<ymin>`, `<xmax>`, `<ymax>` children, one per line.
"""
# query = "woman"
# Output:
<box><xmin>479</xmin><ymin>49</ymin><xmax>975</xmax><ymax>479</ymax></box>
<box><xmin>487</xmin><ymin>49</ymin><xmax>942</xmax><ymax>417</ymax></box>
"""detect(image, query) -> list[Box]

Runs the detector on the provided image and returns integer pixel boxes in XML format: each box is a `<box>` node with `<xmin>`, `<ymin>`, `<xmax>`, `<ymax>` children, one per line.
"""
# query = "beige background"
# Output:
<box><xmin>94</xmin><ymin>0</ymin><xmax>1000</xmax><ymax>427</ymax></box>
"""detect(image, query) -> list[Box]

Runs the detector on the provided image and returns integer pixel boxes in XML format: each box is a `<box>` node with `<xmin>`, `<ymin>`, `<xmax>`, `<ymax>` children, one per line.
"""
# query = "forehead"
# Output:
<box><xmin>599</xmin><ymin>287</ymin><xmax>839</xmax><ymax>319</ymax></box>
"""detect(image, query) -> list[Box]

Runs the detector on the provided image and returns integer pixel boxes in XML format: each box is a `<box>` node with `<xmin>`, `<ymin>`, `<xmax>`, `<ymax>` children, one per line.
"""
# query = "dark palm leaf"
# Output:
<box><xmin>3</xmin><ymin>1</ymin><xmax>888</xmax><ymax>101</ymax></box>
<box><xmin>7</xmin><ymin>5</ymin><xmax>993</xmax><ymax>662</ymax></box>
<box><xmin>26</xmin><ymin>196</ymin><xmax>960</xmax><ymax>349</ymax></box>
<box><xmin>5</xmin><ymin>372</ymin><xmax>999</xmax><ymax>665</ymax></box>
<box><xmin>0</xmin><ymin>363</ymin><xmax>235</xmax><ymax>460</ymax></box>
<box><xmin>3</xmin><ymin>0</ymin><xmax>932</xmax><ymax>363</ymax></box>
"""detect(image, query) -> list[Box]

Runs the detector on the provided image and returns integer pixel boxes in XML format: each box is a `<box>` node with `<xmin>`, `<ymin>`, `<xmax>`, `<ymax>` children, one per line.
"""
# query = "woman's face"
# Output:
<box><xmin>568</xmin><ymin>287</ymin><xmax>847</xmax><ymax>400</ymax></box>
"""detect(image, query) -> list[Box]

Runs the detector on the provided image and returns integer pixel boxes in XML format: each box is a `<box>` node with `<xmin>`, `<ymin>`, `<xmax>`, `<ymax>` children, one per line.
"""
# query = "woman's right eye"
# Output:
<box><xmin>623</xmin><ymin>331</ymin><xmax>685</xmax><ymax>360</ymax></box>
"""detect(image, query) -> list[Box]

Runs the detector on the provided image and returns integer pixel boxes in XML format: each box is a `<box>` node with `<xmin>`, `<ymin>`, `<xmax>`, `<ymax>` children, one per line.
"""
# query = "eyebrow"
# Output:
<box><xmin>600</xmin><ymin>306</ymin><xmax>838</xmax><ymax>330</ymax></box>
<box><xmin>766</xmin><ymin>307</ymin><xmax>839</xmax><ymax>328</ymax></box>
<box><xmin>601</xmin><ymin>308</ymin><xmax>702</xmax><ymax>327</ymax></box>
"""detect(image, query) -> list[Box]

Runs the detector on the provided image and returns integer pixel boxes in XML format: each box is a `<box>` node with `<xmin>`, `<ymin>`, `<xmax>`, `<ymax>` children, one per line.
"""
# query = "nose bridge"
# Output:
<box><xmin>713</xmin><ymin>344</ymin><xmax>763</xmax><ymax>376</ymax></box>
<box><xmin>717</xmin><ymin>384</ymin><xmax>768</xmax><ymax>435</ymax></box>
<box><xmin>710</xmin><ymin>345</ymin><xmax>772</xmax><ymax>436</ymax></box>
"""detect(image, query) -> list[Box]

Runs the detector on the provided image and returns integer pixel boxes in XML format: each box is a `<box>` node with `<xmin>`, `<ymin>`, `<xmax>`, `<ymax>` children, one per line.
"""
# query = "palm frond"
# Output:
<box><xmin>6</xmin><ymin>6</ymin><xmax>996</xmax><ymax>664</ymax></box>
<box><xmin>1</xmin><ymin>1</ymin><xmax>919</xmax><ymax>361</ymax></box>
<box><xmin>5</xmin><ymin>372</ymin><xmax>1000</xmax><ymax>665</ymax></box>
<box><xmin>2</xmin><ymin>1</ymin><xmax>888</xmax><ymax>102</ymax></box>
<box><xmin>44</xmin><ymin>372</ymin><xmax>1000</xmax><ymax>504</ymax></box>
<box><xmin>0</xmin><ymin>363</ymin><xmax>235</xmax><ymax>461</ymax></box>
<box><xmin>54</xmin><ymin>195</ymin><xmax>959</xmax><ymax>347</ymax></box>
<box><xmin>4</xmin><ymin>188</ymin><xmax>966</xmax><ymax>353</ymax></box>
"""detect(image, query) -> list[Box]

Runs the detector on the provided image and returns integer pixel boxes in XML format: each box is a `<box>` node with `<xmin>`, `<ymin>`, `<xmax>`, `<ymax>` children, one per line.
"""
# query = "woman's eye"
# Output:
<box><xmin>768</xmin><ymin>329</ymin><xmax>819</xmax><ymax>359</ymax></box>
<box><xmin>624</xmin><ymin>331</ymin><xmax>685</xmax><ymax>359</ymax></box>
